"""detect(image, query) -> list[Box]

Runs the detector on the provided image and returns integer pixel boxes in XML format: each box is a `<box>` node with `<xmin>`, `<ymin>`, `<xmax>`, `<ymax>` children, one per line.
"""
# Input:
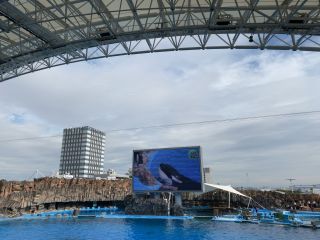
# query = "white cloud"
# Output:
<box><xmin>0</xmin><ymin>49</ymin><xmax>319</xmax><ymax>187</ymax></box>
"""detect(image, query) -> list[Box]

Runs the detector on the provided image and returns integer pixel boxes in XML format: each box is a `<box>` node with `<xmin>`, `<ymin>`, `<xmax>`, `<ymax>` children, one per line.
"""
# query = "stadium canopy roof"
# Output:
<box><xmin>0</xmin><ymin>0</ymin><xmax>320</xmax><ymax>82</ymax></box>
<box><xmin>204</xmin><ymin>183</ymin><xmax>249</xmax><ymax>198</ymax></box>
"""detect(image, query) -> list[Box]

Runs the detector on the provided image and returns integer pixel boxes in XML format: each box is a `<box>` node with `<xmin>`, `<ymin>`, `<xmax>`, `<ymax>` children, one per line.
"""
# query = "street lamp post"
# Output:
<box><xmin>286</xmin><ymin>178</ymin><xmax>296</xmax><ymax>193</ymax></box>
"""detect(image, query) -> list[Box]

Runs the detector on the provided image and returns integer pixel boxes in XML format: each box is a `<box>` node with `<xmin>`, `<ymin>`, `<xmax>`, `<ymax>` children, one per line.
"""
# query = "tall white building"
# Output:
<box><xmin>203</xmin><ymin>167</ymin><xmax>213</xmax><ymax>183</ymax></box>
<box><xmin>59</xmin><ymin>126</ymin><xmax>105</xmax><ymax>178</ymax></box>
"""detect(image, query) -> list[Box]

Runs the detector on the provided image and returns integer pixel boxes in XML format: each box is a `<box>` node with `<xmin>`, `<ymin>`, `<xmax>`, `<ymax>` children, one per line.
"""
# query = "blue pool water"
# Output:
<box><xmin>0</xmin><ymin>217</ymin><xmax>319</xmax><ymax>240</ymax></box>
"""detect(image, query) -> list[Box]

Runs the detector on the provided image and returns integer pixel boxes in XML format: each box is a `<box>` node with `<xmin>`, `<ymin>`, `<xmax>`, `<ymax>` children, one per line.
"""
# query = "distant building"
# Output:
<box><xmin>106</xmin><ymin>168</ymin><xmax>116</xmax><ymax>176</ymax></box>
<box><xmin>94</xmin><ymin>169</ymin><xmax>130</xmax><ymax>180</ymax></box>
<box><xmin>293</xmin><ymin>184</ymin><xmax>320</xmax><ymax>194</ymax></box>
<box><xmin>203</xmin><ymin>167</ymin><xmax>213</xmax><ymax>183</ymax></box>
<box><xmin>59</xmin><ymin>126</ymin><xmax>106</xmax><ymax>178</ymax></box>
<box><xmin>55</xmin><ymin>171</ymin><xmax>74</xmax><ymax>179</ymax></box>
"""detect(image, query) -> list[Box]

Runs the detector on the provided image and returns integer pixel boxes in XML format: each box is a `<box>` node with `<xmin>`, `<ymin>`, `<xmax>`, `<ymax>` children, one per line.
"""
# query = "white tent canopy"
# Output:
<box><xmin>204</xmin><ymin>183</ymin><xmax>249</xmax><ymax>198</ymax></box>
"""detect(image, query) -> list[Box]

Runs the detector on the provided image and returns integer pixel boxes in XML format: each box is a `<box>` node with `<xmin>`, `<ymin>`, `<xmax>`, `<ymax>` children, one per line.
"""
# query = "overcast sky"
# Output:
<box><xmin>0</xmin><ymin>49</ymin><xmax>320</xmax><ymax>187</ymax></box>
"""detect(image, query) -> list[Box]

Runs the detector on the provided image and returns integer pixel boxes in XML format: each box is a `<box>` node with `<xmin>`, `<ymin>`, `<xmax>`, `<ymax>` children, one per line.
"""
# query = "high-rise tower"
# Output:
<box><xmin>59</xmin><ymin>126</ymin><xmax>105</xmax><ymax>178</ymax></box>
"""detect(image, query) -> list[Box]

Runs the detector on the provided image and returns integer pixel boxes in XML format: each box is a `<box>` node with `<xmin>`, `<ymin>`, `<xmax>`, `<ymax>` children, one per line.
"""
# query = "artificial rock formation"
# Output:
<box><xmin>124</xmin><ymin>194</ymin><xmax>184</xmax><ymax>216</ymax></box>
<box><xmin>182</xmin><ymin>190</ymin><xmax>320</xmax><ymax>210</ymax></box>
<box><xmin>0</xmin><ymin>177</ymin><xmax>131</xmax><ymax>211</ymax></box>
<box><xmin>1</xmin><ymin>178</ymin><xmax>319</xmax><ymax>216</ymax></box>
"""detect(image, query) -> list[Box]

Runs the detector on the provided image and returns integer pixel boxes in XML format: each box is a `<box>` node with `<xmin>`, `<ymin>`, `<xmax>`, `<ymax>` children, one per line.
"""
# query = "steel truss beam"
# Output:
<box><xmin>0</xmin><ymin>1</ymin><xmax>63</xmax><ymax>46</ymax></box>
<box><xmin>0</xmin><ymin>0</ymin><xmax>320</xmax><ymax>82</ymax></box>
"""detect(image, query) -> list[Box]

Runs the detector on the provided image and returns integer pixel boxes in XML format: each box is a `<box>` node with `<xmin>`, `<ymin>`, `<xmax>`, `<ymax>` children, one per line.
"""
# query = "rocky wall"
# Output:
<box><xmin>0</xmin><ymin>177</ymin><xmax>131</xmax><ymax>210</ymax></box>
<box><xmin>1</xmin><ymin>178</ymin><xmax>319</xmax><ymax>215</ymax></box>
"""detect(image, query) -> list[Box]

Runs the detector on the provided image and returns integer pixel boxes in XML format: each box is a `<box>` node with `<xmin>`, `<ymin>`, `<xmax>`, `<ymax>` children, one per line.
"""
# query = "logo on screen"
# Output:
<box><xmin>188</xmin><ymin>149</ymin><xmax>199</xmax><ymax>159</ymax></box>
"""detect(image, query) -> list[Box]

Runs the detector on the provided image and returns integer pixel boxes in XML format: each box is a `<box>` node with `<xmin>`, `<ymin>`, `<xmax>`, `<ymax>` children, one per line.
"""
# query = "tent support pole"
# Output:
<box><xmin>247</xmin><ymin>197</ymin><xmax>252</xmax><ymax>208</ymax></box>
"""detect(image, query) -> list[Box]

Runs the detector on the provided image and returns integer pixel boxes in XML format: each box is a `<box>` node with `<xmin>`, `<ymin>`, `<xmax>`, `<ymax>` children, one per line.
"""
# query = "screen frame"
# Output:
<box><xmin>132</xmin><ymin>146</ymin><xmax>203</xmax><ymax>193</ymax></box>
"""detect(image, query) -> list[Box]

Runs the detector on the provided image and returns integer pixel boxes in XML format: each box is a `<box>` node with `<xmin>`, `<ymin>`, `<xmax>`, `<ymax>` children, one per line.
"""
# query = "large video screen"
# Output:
<box><xmin>132</xmin><ymin>146</ymin><xmax>203</xmax><ymax>192</ymax></box>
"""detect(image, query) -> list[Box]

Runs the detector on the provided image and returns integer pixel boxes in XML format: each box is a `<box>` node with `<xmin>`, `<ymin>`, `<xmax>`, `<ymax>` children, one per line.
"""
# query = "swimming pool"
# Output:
<box><xmin>0</xmin><ymin>217</ymin><xmax>318</xmax><ymax>240</ymax></box>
